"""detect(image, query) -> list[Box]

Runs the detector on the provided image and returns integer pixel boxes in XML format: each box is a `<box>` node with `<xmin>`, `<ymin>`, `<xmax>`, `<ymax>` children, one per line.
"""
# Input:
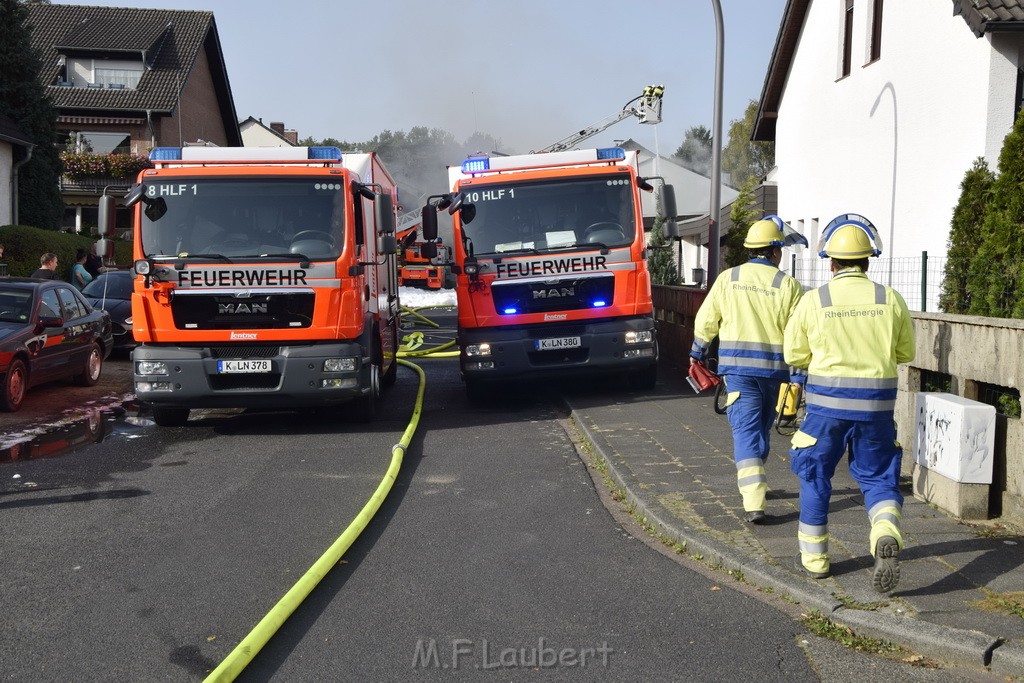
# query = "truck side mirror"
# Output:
<box><xmin>378</xmin><ymin>234</ymin><xmax>398</xmax><ymax>255</ymax></box>
<box><xmin>97</xmin><ymin>195</ymin><xmax>116</xmax><ymax>237</ymax></box>
<box><xmin>421</xmin><ymin>205</ymin><xmax>438</xmax><ymax>241</ymax></box>
<box><xmin>375</xmin><ymin>193</ymin><xmax>396</xmax><ymax>234</ymax></box>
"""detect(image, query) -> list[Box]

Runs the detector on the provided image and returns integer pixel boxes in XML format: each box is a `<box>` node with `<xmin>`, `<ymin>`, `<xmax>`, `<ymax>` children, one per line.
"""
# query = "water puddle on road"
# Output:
<box><xmin>0</xmin><ymin>394</ymin><xmax>142</xmax><ymax>464</ymax></box>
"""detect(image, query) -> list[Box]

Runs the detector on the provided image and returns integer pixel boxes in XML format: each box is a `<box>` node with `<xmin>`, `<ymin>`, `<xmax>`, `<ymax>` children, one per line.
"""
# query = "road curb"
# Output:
<box><xmin>567</xmin><ymin>402</ymin><xmax>1009</xmax><ymax>674</ymax></box>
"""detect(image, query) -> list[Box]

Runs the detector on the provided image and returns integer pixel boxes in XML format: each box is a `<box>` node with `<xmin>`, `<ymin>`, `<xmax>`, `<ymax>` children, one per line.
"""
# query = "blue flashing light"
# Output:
<box><xmin>149</xmin><ymin>147</ymin><xmax>182</xmax><ymax>161</ymax></box>
<box><xmin>309</xmin><ymin>146</ymin><xmax>342</xmax><ymax>160</ymax></box>
<box><xmin>596</xmin><ymin>147</ymin><xmax>625</xmax><ymax>161</ymax></box>
<box><xmin>503</xmin><ymin>307</ymin><xmax>518</xmax><ymax>315</ymax></box>
<box><xmin>592</xmin><ymin>300</ymin><xmax>607</xmax><ymax>308</ymax></box>
<box><xmin>462</xmin><ymin>157</ymin><xmax>490</xmax><ymax>173</ymax></box>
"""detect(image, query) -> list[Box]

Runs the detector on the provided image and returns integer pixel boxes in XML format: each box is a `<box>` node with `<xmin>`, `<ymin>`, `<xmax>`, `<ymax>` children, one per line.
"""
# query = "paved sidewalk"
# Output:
<box><xmin>562</xmin><ymin>361</ymin><xmax>1024</xmax><ymax>678</ymax></box>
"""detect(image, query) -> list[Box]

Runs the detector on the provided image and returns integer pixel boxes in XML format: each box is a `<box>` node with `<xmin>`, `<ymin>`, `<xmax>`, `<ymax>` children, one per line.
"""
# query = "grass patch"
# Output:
<box><xmin>971</xmin><ymin>591</ymin><xmax>1024</xmax><ymax>619</ymax></box>
<box><xmin>834</xmin><ymin>593</ymin><xmax>888</xmax><ymax>611</ymax></box>
<box><xmin>801</xmin><ymin>611</ymin><xmax>904</xmax><ymax>656</ymax></box>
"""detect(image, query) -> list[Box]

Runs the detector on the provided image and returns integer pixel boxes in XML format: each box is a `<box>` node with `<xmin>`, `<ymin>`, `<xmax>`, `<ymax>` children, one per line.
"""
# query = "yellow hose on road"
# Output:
<box><xmin>204</xmin><ymin>358</ymin><xmax>426</xmax><ymax>682</ymax></box>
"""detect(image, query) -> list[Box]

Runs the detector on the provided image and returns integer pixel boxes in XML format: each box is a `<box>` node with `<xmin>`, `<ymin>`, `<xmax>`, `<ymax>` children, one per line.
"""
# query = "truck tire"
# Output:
<box><xmin>627</xmin><ymin>363</ymin><xmax>657</xmax><ymax>391</ymax></box>
<box><xmin>443</xmin><ymin>269</ymin><xmax>457</xmax><ymax>289</ymax></box>
<box><xmin>350</xmin><ymin>345</ymin><xmax>381</xmax><ymax>422</ymax></box>
<box><xmin>152</xmin><ymin>406</ymin><xmax>189</xmax><ymax>427</ymax></box>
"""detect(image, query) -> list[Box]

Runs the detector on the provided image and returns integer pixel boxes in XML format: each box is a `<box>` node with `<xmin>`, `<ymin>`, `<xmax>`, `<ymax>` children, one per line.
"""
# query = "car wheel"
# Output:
<box><xmin>152</xmin><ymin>406</ymin><xmax>189</xmax><ymax>427</ymax></box>
<box><xmin>74</xmin><ymin>343</ymin><xmax>103</xmax><ymax>387</ymax></box>
<box><xmin>1</xmin><ymin>358</ymin><xmax>28</xmax><ymax>412</ymax></box>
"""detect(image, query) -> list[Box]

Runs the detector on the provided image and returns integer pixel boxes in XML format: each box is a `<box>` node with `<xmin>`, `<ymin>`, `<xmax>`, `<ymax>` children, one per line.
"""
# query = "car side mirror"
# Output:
<box><xmin>38</xmin><ymin>315</ymin><xmax>63</xmax><ymax>328</ymax></box>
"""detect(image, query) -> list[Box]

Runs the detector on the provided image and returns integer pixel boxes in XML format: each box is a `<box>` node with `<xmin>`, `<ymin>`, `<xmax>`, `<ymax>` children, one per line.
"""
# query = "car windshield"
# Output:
<box><xmin>0</xmin><ymin>288</ymin><xmax>33</xmax><ymax>323</ymax></box>
<box><xmin>460</xmin><ymin>173</ymin><xmax>636</xmax><ymax>256</ymax></box>
<box><xmin>82</xmin><ymin>272</ymin><xmax>134</xmax><ymax>300</ymax></box>
<box><xmin>138</xmin><ymin>177</ymin><xmax>346</xmax><ymax>260</ymax></box>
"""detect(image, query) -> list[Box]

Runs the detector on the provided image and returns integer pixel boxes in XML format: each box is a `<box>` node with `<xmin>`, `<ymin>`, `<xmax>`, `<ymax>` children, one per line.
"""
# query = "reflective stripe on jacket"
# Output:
<box><xmin>783</xmin><ymin>268</ymin><xmax>915</xmax><ymax>421</ymax></box>
<box><xmin>692</xmin><ymin>259</ymin><xmax>803</xmax><ymax>380</ymax></box>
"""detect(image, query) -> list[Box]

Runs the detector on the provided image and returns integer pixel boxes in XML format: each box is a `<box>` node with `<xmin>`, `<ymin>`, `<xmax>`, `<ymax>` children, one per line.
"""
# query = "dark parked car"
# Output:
<box><xmin>0</xmin><ymin>278</ymin><xmax>113</xmax><ymax>411</ymax></box>
<box><xmin>82</xmin><ymin>270</ymin><xmax>135</xmax><ymax>351</ymax></box>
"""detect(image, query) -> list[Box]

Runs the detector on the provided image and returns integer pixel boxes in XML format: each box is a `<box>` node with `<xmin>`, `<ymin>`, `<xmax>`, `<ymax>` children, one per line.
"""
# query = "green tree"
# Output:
<box><xmin>647</xmin><ymin>217</ymin><xmax>679</xmax><ymax>285</ymax></box>
<box><xmin>0</xmin><ymin>0</ymin><xmax>62</xmax><ymax>228</ymax></box>
<box><xmin>939</xmin><ymin>157</ymin><xmax>993</xmax><ymax>313</ymax></box>
<box><xmin>722</xmin><ymin>100</ymin><xmax>775</xmax><ymax>188</ymax></box>
<box><xmin>723</xmin><ymin>178</ymin><xmax>759</xmax><ymax>268</ymax></box>
<box><xmin>673</xmin><ymin>125</ymin><xmax>712</xmax><ymax>175</ymax></box>
<box><xmin>968</xmin><ymin>107</ymin><xmax>1024</xmax><ymax>317</ymax></box>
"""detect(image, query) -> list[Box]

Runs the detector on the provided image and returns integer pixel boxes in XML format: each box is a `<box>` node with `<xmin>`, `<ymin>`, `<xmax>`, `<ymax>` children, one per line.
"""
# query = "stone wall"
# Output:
<box><xmin>653</xmin><ymin>285</ymin><xmax>1024</xmax><ymax>525</ymax></box>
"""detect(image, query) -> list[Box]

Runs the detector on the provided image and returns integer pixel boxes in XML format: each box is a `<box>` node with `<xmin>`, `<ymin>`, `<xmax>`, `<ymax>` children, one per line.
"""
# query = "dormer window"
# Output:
<box><xmin>59</xmin><ymin>56</ymin><xmax>143</xmax><ymax>90</ymax></box>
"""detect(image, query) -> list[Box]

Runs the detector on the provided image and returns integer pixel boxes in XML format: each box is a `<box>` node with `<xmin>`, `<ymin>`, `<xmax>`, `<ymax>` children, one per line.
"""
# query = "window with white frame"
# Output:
<box><xmin>67</xmin><ymin>57</ymin><xmax>143</xmax><ymax>89</ymax></box>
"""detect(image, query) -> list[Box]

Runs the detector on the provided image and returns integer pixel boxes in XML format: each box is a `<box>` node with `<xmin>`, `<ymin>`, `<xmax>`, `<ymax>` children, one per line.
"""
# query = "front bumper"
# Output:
<box><xmin>458</xmin><ymin>315</ymin><xmax>657</xmax><ymax>382</ymax></box>
<box><xmin>132</xmin><ymin>342</ymin><xmax>371</xmax><ymax>409</ymax></box>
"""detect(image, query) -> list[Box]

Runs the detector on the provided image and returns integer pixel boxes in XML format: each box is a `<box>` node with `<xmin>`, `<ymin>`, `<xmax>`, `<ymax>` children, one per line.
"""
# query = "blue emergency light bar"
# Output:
<box><xmin>460</xmin><ymin>147</ymin><xmax>626</xmax><ymax>175</ymax></box>
<box><xmin>148</xmin><ymin>146</ymin><xmax>342</xmax><ymax>161</ymax></box>
<box><xmin>462</xmin><ymin>158</ymin><xmax>490</xmax><ymax>173</ymax></box>
<box><xmin>592</xmin><ymin>300</ymin><xmax>607</xmax><ymax>307</ymax></box>
<box><xmin>503</xmin><ymin>307</ymin><xmax>518</xmax><ymax>315</ymax></box>
<box><xmin>150</xmin><ymin>147</ymin><xmax>183</xmax><ymax>161</ymax></box>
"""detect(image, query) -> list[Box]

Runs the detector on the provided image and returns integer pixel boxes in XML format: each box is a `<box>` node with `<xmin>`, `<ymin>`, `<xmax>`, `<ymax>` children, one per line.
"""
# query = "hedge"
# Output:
<box><xmin>0</xmin><ymin>224</ymin><xmax>133</xmax><ymax>279</ymax></box>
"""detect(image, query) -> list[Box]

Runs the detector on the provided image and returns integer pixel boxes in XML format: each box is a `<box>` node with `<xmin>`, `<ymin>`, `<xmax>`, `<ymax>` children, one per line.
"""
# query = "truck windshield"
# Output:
<box><xmin>460</xmin><ymin>174</ymin><xmax>636</xmax><ymax>256</ymax></box>
<box><xmin>139</xmin><ymin>178</ymin><xmax>345</xmax><ymax>260</ymax></box>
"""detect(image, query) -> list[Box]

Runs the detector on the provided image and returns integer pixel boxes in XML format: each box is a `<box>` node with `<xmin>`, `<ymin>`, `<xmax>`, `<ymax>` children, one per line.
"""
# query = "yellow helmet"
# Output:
<box><xmin>743</xmin><ymin>217</ymin><xmax>786</xmax><ymax>248</ymax></box>
<box><xmin>818</xmin><ymin>214</ymin><xmax>882</xmax><ymax>258</ymax></box>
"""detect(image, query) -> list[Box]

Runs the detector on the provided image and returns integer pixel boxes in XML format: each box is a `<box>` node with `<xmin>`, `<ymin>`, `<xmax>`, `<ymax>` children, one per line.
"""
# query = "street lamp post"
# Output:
<box><xmin>707</xmin><ymin>0</ymin><xmax>725</xmax><ymax>286</ymax></box>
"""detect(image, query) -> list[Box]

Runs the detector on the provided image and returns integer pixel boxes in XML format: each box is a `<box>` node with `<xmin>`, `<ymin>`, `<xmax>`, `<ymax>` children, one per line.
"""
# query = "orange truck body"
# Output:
<box><xmin>127</xmin><ymin>146</ymin><xmax>400</xmax><ymax>423</ymax></box>
<box><xmin>443</xmin><ymin>146</ymin><xmax>658</xmax><ymax>391</ymax></box>
<box><xmin>397</xmin><ymin>226</ymin><xmax>449</xmax><ymax>289</ymax></box>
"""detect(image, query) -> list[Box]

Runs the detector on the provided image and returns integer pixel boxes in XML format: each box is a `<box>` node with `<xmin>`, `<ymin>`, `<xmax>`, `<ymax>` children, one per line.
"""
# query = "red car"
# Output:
<box><xmin>0</xmin><ymin>278</ymin><xmax>113</xmax><ymax>411</ymax></box>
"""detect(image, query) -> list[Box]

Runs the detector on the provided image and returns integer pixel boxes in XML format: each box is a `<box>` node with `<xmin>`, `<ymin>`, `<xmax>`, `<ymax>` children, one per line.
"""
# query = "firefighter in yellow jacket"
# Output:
<box><xmin>691</xmin><ymin>216</ymin><xmax>804</xmax><ymax>523</ymax></box>
<box><xmin>784</xmin><ymin>214</ymin><xmax>915</xmax><ymax>593</ymax></box>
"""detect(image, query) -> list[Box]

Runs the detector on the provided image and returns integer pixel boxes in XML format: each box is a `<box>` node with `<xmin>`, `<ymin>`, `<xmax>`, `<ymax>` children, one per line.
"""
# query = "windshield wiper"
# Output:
<box><xmin>175</xmin><ymin>253</ymin><xmax>233</xmax><ymax>262</ymax></box>
<box><xmin>488</xmin><ymin>247</ymin><xmax>541</xmax><ymax>257</ymax></box>
<box><xmin>256</xmin><ymin>253</ymin><xmax>312</xmax><ymax>267</ymax></box>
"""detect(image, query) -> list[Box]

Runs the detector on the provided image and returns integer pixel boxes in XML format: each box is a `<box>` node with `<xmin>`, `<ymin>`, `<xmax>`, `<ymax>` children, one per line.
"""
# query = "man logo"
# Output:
<box><xmin>533</xmin><ymin>287</ymin><xmax>575</xmax><ymax>300</ymax></box>
<box><xmin>218</xmin><ymin>302</ymin><xmax>268</xmax><ymax>314</ymax></box>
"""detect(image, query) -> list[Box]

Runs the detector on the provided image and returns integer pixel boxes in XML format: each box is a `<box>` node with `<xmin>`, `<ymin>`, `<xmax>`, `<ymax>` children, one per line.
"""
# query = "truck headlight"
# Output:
<box><xmin>625</xmin><ymin>330</ymin><xmax>653</xmax><ymax>345</ymax></box>
<box><xmin>136</xmin><ymin>360</ymin><xmax>168</xmax><ymax>375</ymax></box>
<box><xmin>465</xmin><ymin>343</ymin><xmax>491</xmax><ymax>357</ymax></box>
<box><xmin>324</xmin><ymin>358</ymin><xmax>357</xmax><ymax>372</ymax></box>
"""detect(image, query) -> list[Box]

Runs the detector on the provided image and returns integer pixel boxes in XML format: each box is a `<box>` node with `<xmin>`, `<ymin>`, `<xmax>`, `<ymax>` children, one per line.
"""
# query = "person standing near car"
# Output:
<box><xmin>71</xmin><ymin>248</ymin><xmax>93</xmax><ymax>291</ymax></box>
<box><xmin>30</xmin><ymin>253</ymin><xmax>59</xmax><ymax>280</ymax></box>
<box><xmin>690</xmin><ymin>216</ymin><xmax>805</xmax><ymax>524</ymax></box>
<box><xmin>783</xmin><ymin>214</ymin><xmax>915</xmax><ymax>593</ymax></box>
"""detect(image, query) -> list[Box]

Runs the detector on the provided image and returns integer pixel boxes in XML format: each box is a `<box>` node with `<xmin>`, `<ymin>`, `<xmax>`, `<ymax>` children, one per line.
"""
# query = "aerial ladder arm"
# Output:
<box><xmin>534</xmin><ymin>85</ymin><xmax>664</xmax><ymax>154</ymax></box>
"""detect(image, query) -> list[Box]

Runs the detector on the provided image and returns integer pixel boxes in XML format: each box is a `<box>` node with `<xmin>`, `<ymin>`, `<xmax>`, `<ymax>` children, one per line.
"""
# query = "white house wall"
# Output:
<box><xmin>775</xmin><ymin>1</ymin><xmax>1018</xmax><ymax>287</ymax></box>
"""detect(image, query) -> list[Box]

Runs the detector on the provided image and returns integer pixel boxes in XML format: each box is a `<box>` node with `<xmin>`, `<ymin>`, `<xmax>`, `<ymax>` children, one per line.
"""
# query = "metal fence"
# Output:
<box><xmin>788</xmin><ymin>253</ymin><xmax>950</xmax><ymax>313</ymax></box>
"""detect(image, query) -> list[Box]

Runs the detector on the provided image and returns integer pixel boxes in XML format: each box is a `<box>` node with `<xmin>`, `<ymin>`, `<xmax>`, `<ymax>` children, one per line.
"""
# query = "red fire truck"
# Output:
<box><xmin>110</xmin><ymin>146</ymin><xmax>401</xmax><ymax>426</ymax></box>
<box><xmin>421</xmin><ymin>146</ymin><xmax>677</xmax><ymax>397</ymax></box>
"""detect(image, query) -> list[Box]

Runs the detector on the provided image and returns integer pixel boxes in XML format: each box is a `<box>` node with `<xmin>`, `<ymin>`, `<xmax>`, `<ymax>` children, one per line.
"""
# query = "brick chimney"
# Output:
<box><xmin>269</xmin><ymin>121</ymin><xmax>285</xmax><ymax>136</ymax></box>
<box><xmin>285</xmin><ymin>129</ymin><xmax>298</xmax><ymax>145</ymax></box>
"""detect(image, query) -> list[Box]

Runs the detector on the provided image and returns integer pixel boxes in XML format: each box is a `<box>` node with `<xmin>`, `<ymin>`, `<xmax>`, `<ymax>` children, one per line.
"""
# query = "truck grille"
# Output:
<box><xmin>491</xmin><ymin>275</ymin><xmax>615</xmax><ymax>315</ymax></box>
<box><xmin>172</xmin><ymin>293</ymin><xmax>314</xmax><ymax>330</ymax></box>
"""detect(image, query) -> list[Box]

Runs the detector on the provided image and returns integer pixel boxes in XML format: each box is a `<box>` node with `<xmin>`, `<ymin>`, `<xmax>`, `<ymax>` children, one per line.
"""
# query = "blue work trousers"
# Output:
<box><xmin>789</xmin><ymin>413</ymin><xmax>904</xmax><ymax>527</ymax></box>
<box><xmin>724</xmin><ymin>374</ymin><xmax>782</xmax><ymax>464</ymax></box>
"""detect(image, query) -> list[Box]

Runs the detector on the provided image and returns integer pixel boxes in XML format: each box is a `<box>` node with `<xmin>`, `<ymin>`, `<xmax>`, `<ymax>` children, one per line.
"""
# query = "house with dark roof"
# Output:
<box><xmin>0</xmin><ymin>114</ymin><xmax>34</xmax><ymax>227</ymax></box>
<box><xmin>751</xmin><ymin>0</ymin><xmax>1024</xmax><ymax>309</ymax></box>
<box><xmin>239</xmin><ymin>117</ymin><xmax>297</xmax><ymax>147</ymax></box>
<box><xmin>25</xmin><ymin>3</ymin><xmax>241</xmax><ymax>233</ymax></box>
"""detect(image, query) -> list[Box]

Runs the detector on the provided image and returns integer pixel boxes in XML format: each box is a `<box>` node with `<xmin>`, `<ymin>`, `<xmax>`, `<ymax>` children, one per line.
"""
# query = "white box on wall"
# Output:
<box><xmin>914</xmin><ymin>393</ymin><xmax>996</xmax><ymax>484</ymax></box>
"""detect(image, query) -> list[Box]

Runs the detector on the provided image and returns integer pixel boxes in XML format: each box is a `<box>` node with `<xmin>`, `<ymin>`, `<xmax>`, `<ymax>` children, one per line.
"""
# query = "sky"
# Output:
<box><xmin>53</xmin><ymin>0</ymin><xmax>788</xmax><ymax>157</ymax></box>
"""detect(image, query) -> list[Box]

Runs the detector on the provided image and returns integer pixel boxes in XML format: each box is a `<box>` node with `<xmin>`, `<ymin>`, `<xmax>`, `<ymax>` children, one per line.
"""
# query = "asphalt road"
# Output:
<box><xmin>0</xmin><ymin>321</ymin><xmax>985</xmax><ymax>681</ymax></box>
